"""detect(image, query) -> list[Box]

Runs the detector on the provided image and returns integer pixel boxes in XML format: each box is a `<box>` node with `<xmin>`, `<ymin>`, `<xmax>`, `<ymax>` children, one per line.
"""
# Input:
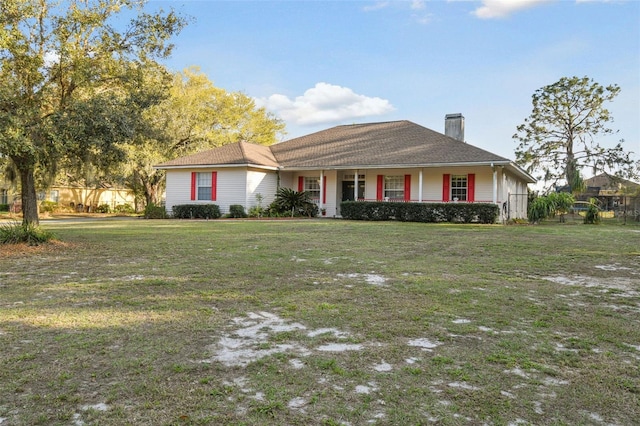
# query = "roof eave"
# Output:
<box><xmin>154</xmin><ymin>163</ymin><xmax>279</xmax><ymax>171</ymax></box>
<box><xmin>279</xmin><ymin>160</ymin><xmax>512</xmax><ymax>171</ymax></box>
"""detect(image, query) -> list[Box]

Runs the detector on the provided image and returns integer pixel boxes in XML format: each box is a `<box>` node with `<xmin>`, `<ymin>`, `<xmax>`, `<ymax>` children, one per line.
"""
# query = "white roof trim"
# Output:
<box><xmin>154</xmin><ymin>163</ymin><xmax>279</xmax><ymax>171</ymax></box>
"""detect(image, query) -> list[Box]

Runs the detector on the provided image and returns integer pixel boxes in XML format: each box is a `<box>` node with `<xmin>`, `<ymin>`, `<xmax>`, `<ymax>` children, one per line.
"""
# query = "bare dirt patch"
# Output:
<box><xmin>0</xmin><ymin>240</ymin><xmax>76</xmax><ymax>258</ymax></box>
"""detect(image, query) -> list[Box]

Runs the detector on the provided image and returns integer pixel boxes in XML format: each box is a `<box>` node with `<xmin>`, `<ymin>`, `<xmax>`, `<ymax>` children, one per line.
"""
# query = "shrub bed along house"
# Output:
<box><xmin>340</xmin><ymin>201</ymin><xmax>499</xmax><ymax>224</ymax></box>
<box><xmin>172</xmin><ymin>204</ymin><xmax>222</xmax><ymax>219</ymax></box>
<box><xmin>228</xmin><ymin>204</ymin><xmax>248</xmax><ymax>218</ymax></box>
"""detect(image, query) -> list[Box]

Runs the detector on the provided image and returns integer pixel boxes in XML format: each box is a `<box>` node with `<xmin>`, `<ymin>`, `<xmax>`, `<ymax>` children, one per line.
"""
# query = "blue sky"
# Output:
<box><xmin>145</xmin><ymin>0</ymin><xmax>639</xmax><ymax>174</ymax></box>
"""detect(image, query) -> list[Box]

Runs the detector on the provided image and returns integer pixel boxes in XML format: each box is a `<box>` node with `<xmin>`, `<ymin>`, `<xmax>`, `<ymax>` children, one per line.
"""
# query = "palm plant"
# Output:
<box><xmin>273</xmin><ymin>188</ymin><xmax>317</xmax><ymax>217</ymax></box>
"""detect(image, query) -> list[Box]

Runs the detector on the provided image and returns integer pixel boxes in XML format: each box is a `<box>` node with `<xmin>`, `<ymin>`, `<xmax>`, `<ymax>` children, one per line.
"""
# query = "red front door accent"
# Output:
<box><xmin>298</xmin><ymin>176</ymin><xmax>304</xmax><ymax>192</ymax></box>
<box><xmin>376</xmin><ymin>175</ymin><xmax>384</xmax><ymax>200</ymax></box>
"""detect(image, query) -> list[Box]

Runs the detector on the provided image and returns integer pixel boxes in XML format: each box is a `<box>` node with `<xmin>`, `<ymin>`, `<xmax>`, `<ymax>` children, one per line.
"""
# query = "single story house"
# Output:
<box><xmin>155</xmin><ymin>114</ymin><xmax>535</xmax><ymax>220</ymax></box>
<box><xmin>582</xmin><ymin>173</ymin><xmax>640</xmax><ymax>212</ymax></box>
<box><xmin>0</xmin><ymin>178</ymin><xmax>134</xmax><ymax>213</ymax></box>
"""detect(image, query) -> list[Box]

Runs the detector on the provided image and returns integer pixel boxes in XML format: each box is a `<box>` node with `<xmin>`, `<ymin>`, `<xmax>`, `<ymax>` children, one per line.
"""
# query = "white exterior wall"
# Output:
<box><xmin>503</xmin><ymin>170</ymin><xmax>529</xmax><ymax>220</ymax></box>
<box><xmin>165</xmin><ymin>167</ymin><xmax>273</xmax><ymax>215</ymax></box>
<box><xmin>324</xmin><ymin>170</ymin><xmax>338</xmax><ymax>217</ymax></box>
<box><xmin>164</xmin><ymin>165</ymin><xmax>529</xmax><ymax>219</ymax></box>
<box><xmin>164</xmin><ymin>170</ymin><xmax>193</xmax><ymax>215</ymax></box>
<box><xmin>246</xmin><ymin>168</ymin><xmax>278</xmax><ymax>209</ymax></box>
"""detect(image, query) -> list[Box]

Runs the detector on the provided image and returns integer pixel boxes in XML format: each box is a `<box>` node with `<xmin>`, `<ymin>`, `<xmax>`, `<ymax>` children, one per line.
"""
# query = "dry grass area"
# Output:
<box><xmin>0</xmin><ymin>218</ymin><xmax>639</xmax><ymax>425</ymax></box>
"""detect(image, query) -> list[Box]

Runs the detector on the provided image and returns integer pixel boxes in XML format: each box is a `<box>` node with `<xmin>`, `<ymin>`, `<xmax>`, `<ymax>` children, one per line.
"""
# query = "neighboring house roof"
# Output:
<box><xmin>584</xmin><ymin>173</ymin><xmax>639</xmax><ymax>191</ymax></box>
<box><xmin>156</xmin><ymin>120</ymin><xmax>535</xmax><ymax>183</ymax></box>
<box><xmin>157</xmin><ymin>141</ymin><xmax>279</xmax><ymax>169</ymax></box>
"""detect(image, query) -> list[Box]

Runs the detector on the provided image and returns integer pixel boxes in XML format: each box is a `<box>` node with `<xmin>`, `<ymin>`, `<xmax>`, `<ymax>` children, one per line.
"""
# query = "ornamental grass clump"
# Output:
<box><xmin>0</xmin><ymin>221</ymin><xmax>55</xmax><ymax>245</ymax></box>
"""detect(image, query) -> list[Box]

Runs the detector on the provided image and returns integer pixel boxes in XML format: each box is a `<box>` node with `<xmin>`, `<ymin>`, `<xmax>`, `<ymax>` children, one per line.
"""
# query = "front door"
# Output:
<box><xmin>342</xmin><ymin>181</ymin><xmax>365</xmax><ymax>201</ymax></box>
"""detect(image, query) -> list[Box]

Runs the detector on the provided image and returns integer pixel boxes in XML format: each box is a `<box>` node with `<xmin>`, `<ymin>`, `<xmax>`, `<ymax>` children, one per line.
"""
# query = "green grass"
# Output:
<box><xmin>1</xmin><ymin>218</ymin><xmax>639</xmax><ymax>425</ymax></box>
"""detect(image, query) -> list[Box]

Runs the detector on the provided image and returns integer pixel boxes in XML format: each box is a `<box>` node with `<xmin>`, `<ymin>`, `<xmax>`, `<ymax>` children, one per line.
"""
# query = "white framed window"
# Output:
<box><xmin>343</xmin><ymin>174</ymin><xmax>365</xmax><ymax>180</ymax></box>
<box><xmin>451</xmin><ymin>175</ymin><xmax>467</xmax><ymax>201</ymax></box>
<box><xmin>49</xmin><ymin>190</ymin><xmax>59</xmax><ymax>203</ymax></box>
<box><xmin>304</xmin><ymin>177</ymin><xmax>320</xmax><ymax>201</ymax></box>
<box><xmin>0</xmin><ymin>189</ymin><xmax>7</xmax><ymax>205</ymax></box>
<box><xmin>384</xmin><ymin>176</ymin><xmax>404</xmax><ymax>200</ymax></box>
<box><xmin>197</xmin><ymin>172</ymin><xmax>212</xmax><ymax>200</ymax></box>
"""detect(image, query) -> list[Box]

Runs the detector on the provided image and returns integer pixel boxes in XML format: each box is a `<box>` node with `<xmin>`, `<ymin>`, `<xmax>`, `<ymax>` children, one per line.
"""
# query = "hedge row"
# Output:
<box><xmin>340</xmin><ymin>201</ymin><xmax>499</xmax><ymax>224</ymax></box>
<box><xmin>172</xmin><ymin>204</ymin><xmax>221</xmax><ymax>219</ymax></box>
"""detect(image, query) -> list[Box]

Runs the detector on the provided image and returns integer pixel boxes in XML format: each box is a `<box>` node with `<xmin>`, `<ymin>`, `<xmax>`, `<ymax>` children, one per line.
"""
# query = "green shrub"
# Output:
<box><xmin>114</xmin><ymin>204</ymin><xmax>135</xmax><ymax>214</ymax></box>
<box><xmin>229</xmin><ymin>204</ymin><xmax>247</xmax><ymax>218</ymax></box>
<box><xmin>40</xmin><ymin>201</ymin><xmax>60</xmax><ymax>213</ymax></box>
<box><xmin>0</xmin><ymin>221</ymin><xmax>55</xmax><ymax>245</ymax></box>
<box><xmin>94</xmin><ymin>204</ymin><xmax>112</xmax><ymax>213</ymax></box>
<box><xmin>583</xmin><ymin>198</ymin><xmax>601</xmax><ymax>224</ymax></box>
<box><xmin>528</xmin><ymin>192</ymin><xmax>576</xmax><ymax>223</ymax></box>
<box><xmin>144</xmin><ymin>203</ymin><xmax>167</xmax><ymax>219</ymax></box>
<box><xmin>341</xmin><ymin>201</ymin><xmax>498</xmax><ymax>224</ymax></box>
<box><xmin>172</xmin><ymin>204</ymin><xmax>221</xmax><ymax>219</ymax></box>
<box><xmin>248</xmin><ymin>205</ymin><xmax>264</xmax><ymax>218</ymax></box>
<box><xmin>0</xmin><ymin>204</ymin><xmax>9</xmax><ymax>212</ymax></box>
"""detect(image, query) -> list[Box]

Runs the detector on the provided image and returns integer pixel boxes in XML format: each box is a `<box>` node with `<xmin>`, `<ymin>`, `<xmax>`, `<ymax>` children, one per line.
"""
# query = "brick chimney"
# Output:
<box><xmin>445</xmin><ymin>113</ymin><xmax>465</xmax><ymax>142</ymax></box>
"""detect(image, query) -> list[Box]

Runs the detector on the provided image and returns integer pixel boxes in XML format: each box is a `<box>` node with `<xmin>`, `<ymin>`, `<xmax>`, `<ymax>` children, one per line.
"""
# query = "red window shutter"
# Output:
<box><xmin>404</xmin><ymin>175</ymin><xmax>411</xmax><ymax>201</ymax></box>
<box><xmin>376</xmin><ymin>175</ymin><xmax>384</xmax><ymax>200</ymax></box>
<box><xmin>211</xmin><ymin>171</ymin><xmax>217</xmax><ymax>201</ymax></box>
<box><xmin>298</xmin><ymin>176</ymin><xmax>304</xmax><ymax>192</ymax></box>
<box><xmin>190</xmin><ymin>172</ymin><xmax>196</xmax><ymax>200</ymax></box>
<box><xmin>442</xmin><ymin>174</ymin><xmax>450</xmax><ymax>202</ymax></box>
<box><xmin>322</xmin><ymin>176</ymin><xmax>327</xmax><ymax>204</ymax></box>
<box><xmin>467</xmin><ymin>173</ymin><xmax>475</xmax><ymax>202</ymax></box>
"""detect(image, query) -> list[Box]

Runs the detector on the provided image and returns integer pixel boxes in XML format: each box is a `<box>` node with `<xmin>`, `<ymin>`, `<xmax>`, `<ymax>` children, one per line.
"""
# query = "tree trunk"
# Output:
<box><xmin>19</xmin><ymin>166</ymin><xmax>40</xmax><ymax>226</ymax></box>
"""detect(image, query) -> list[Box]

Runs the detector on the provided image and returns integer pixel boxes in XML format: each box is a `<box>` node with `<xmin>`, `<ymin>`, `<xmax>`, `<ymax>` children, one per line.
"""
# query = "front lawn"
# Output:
<box><xmin>1</xmin><ymin>219</ymin><xmax>638</xmax><ymax>425</ymax></box>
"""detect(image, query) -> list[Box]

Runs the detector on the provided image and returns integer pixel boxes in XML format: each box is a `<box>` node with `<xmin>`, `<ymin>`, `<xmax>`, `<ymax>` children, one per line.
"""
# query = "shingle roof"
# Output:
<box><xmin>155</xmin><ymin>121</ymin><xmax>529</xmax><ymax>181</ymax></box>
<box><xmin>270</xmin><ymin>120</ymin><xmax>509</xmax><ymax>168</ymax></box>
<box><xmin>584</xmin><ymin>173</ymin><xmax>639</xmax><ymax>190</ymax></box>
<box><xmin>156</xmin><ymin>141</ymin><xmax>279</xmax><ymax>168</ymax></box>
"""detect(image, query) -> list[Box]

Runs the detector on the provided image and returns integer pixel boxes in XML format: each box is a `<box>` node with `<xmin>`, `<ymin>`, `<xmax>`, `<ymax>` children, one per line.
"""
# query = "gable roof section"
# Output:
<box><xmin>270</xmin><ymin>120</ymin><xmax>509</xmax><ymax>168</ymax></box>
<box><xmin>156</xmin><ymin>141</ymin><xmax>279</xmax><ymax>169</ymax></box>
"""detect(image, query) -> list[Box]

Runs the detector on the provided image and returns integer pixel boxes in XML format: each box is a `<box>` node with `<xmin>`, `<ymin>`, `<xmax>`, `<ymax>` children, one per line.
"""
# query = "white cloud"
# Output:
<box><xmin>473</xmin><ymin>0</ymin><xmax>553</xmax><ymax>19</ymax></box>
<box><xmin>411</xmin><ymin>0</ymin><xmax>426</xmax><ymax>10</ymax></box>
<box><xmin>362</xmin><ymin>1</ymin><xmax>390</xmax><ymax>12</ymax></box>
<box><xmin>256</xmin><ymin>83</ymin><xmax>395</xmax><ymax>126</ymax></box>
<box><xmin>43</xmin><ymin>51</ymin><xmax>60</xmax><ymax>67</ymax></box>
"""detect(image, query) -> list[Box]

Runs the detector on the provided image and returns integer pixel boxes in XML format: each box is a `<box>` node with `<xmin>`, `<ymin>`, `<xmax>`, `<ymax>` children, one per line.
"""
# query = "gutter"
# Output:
<box><xmin>153</xmin><ymin>163</ymin><xmax>279</xmax><ymax>171</ymax></box>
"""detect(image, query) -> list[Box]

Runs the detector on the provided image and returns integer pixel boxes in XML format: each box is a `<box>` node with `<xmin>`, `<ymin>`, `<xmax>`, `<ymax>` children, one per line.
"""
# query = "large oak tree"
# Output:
<box><xmin>122</xmin><ymin>67</ymin><xmax>286</xmax><ymax>207</ymax></box>
<box><xmin>514</xmin><ymin>76</ymin><xmax>637</xmax><ymax>191</ymax></box>
<box><xmin>0</xmin><ymin>0</ymin><xmax>186</xmax><ymax>225</ymax></box>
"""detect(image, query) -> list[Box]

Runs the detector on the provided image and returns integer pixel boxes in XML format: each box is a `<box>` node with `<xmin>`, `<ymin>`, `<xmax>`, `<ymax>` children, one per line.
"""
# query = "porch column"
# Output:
<box><xmin>418</xmin><ymin>169</ymin><xmax>423</xmax><ymax>202</ymax></box>
<box><xmin>354</xmin><ymin>170</ymin><xmax>358</xmax><ymax>200</ymax></box>
<box><xmin>492</xmin><ymin>166</ymin><xmax>498</xmax><ymax>204</ymax></box>
<box><xmin>319</xmin><ymin>170</ymin><xmax>325</xmax><ymax>210</ymax></box>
